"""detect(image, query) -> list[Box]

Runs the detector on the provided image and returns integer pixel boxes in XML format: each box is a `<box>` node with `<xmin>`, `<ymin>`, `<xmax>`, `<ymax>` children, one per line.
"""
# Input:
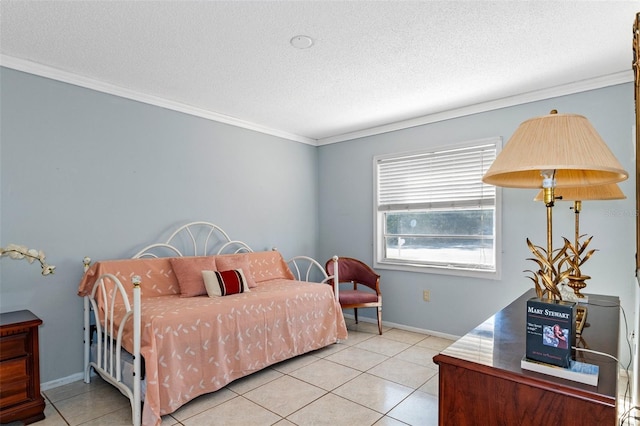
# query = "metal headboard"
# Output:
<box><xmin>132</xmin><ymin>221</ymin><xmax>253</xmax><ymax>258</ymax></box>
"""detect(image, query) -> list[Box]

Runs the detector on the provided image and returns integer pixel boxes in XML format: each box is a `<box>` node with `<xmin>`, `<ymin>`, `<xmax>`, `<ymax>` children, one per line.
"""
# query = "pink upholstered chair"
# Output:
<box><xmin>325</xmin><ymin>257</ymin><xmax>382</xmax><ymax>335</ymax></box>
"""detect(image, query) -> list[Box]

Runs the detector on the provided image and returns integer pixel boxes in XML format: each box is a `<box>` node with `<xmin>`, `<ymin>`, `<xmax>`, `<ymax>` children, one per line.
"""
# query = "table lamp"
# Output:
<box><xmin>534</xmin><ymin>183</ymin><xmax>626</xmax><ymax>298</ymax></box>
<box><xmin>483</xmin><ymin>110</ymin><xmax>628</xmax><ymax>300</ymax></box>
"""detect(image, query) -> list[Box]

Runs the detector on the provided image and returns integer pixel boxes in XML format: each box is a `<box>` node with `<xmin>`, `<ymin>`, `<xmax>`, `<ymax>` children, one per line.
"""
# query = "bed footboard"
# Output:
<box><xmin>82</xmin><ymin>258</ymin><xmax>142</xmax><ymax>426</ymax></box>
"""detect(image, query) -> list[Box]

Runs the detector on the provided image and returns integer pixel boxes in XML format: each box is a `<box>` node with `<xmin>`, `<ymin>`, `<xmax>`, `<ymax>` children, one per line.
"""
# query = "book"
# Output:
<box><xmin>525</xmin><ymin>297</ymin><xmax>576</xmax><ymax>368</ymax></box>
<box><xmin>521</xmin><ymin>356</ymin><xmax>599</xmax><ymax>386</ymax></box>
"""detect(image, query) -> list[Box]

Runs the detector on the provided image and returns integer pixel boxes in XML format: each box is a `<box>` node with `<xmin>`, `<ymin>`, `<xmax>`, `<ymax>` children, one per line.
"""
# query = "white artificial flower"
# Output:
<box><xmin>26</xmin><ymin>249</ymin><xmax>39</xmax><ymax>263</ymax></box>
<box><xmin>42</xmin><ymin>264</ymin><xmax>56</xmax><ymax>275</ymax></box>
<box><xmin>0</xmin><ymin>243</ymin><xmax>56</xmax><ymax>276</ymax></box>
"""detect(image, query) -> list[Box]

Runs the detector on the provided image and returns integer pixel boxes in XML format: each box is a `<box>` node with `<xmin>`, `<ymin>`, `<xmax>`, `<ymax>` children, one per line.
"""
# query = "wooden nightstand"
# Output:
<box><xmin>0</xmin><ymin>310</ymin><xmax>45</xmax><ymax>425</ymax></box>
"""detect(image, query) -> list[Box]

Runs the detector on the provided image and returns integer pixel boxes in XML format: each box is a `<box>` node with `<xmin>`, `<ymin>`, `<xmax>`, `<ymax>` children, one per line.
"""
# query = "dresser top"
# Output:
<box><xmin>0</xmin><ymin>310</ymin><xmax>42</xmax><ymax>328</ymax></box>
<box><xmin>437</xmin><ymin>289</ymin><xmax>620</xmax><ymax>398</ymax></box>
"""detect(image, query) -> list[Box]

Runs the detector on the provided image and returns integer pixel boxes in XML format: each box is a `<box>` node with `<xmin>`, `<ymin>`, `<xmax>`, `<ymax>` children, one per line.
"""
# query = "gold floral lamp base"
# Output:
<box><xmin>567</xmin><ymin>275</ymin><xmax>590</xmax><ymax>298</ymax></box>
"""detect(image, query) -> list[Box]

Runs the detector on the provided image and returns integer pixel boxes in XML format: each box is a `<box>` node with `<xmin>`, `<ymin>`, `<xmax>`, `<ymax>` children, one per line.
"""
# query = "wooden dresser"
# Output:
<box><xmin>0</xmin><ymin>310</ymin><xmax>46</xmax><ymax>425</ymax></box>
<box><xmin>433</xmin><ymin>289</ymin><xmax>619</xmax><ymax>426</ymax></box>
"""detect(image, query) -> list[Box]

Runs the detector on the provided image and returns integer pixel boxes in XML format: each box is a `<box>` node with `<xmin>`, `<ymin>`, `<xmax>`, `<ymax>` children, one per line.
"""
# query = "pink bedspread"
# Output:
<box><xmin>109</xmin><ymin>279</ymin><xmax>347</xmax><ymax>426</ymax></box>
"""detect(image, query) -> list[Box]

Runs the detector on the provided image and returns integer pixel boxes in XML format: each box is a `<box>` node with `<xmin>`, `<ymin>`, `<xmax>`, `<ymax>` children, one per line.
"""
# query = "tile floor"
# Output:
<box><xmin>6</xmin><ymin>319</ymin><xmax>637</xmax><ymax>426</ymax></box>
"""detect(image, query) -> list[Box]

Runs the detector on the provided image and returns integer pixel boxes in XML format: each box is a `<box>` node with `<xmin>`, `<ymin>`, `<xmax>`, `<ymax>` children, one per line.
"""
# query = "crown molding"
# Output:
<box><xmin>316</xmin><ymin>70</ymin><xmax>634</xmax><ymax>145</ymax></box>
<box><xmin>0</xmin><ymin>55</ymin><xmax>317</xmax><ymax>146</ymax></box>
<box><xmin>1</xmin><ymin>55</ymin><xmax>632</xmax><ymax>147</ymax></box>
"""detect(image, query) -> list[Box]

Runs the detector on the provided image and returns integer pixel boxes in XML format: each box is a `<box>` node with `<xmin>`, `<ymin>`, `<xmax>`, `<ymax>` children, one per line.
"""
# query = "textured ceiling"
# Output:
<box><xmin>1</xmin><ymin>1</ymin><xmax>638</xmax><ymax>144</ymax></box>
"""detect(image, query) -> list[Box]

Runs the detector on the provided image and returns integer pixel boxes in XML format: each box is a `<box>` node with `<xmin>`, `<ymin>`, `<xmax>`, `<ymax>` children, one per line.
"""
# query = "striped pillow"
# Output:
<box><xmin>202</xmin><ymin>269</ymin><xmax>250</xmax><ymax>297</ymax></box>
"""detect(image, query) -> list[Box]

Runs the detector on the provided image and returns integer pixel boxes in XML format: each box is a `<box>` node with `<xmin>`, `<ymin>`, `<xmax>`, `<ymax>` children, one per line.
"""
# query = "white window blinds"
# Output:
<box><xmin>377</xmin><ymin>140</ymin><xmax>497</xmax><ymax>211</ymax></box>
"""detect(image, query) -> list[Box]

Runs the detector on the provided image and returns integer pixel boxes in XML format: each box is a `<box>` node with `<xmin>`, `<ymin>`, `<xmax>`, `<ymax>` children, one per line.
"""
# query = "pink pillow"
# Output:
<box><xmin>215</xmin><ymin>254</ymin><xmax>257</xmax><ymax>288</ymax></box>
<box><xmin>202</xmin><ymin>269</ymin><xmax>250</xmax><ymax>297</ymax></box>
<box><xmin>247</xmin><ymin>251</ymin><xmax>295</xmax><ymax>284</ymax></box>
<box><xmin>169</xmin><ymin>256</ymin><xmax>217</xmax><ymax>297</ymax></box>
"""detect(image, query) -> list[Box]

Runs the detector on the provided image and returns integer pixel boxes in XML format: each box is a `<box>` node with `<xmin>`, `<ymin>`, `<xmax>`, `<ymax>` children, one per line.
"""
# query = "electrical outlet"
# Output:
<box><xmin>423</xmin><ymin>290</ymin><xmax>430</xmax><ymax>302</ymax></box>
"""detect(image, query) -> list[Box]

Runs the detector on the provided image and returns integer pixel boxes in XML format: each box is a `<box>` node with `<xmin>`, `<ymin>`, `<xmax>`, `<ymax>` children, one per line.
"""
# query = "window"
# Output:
<box><xmin>374</xmin><ymin>137</ymin><xmax>501</xmax><ymax>278</ymax></box>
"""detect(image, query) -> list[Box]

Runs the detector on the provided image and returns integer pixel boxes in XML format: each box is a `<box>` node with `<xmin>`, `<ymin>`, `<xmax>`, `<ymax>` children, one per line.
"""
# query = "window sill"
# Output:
<box><xmin>374</xmin><ymin>260</ymin><xmax>501</xmax><ymax>280</ymax></box>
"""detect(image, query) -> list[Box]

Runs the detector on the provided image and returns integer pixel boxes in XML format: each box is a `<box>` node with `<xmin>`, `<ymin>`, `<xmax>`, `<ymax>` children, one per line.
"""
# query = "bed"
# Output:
<box><xmin>77</xmin><ymin>221</ymin><xmax>347</xmax><ymax>426</ymax></box>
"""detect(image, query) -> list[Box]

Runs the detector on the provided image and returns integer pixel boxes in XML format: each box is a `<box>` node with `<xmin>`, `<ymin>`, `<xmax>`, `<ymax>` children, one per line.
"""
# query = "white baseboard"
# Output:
<box><xmin>341</xmin><ymin>313</ymin><xmax>461</xmax><ymax>342</ymax></box>
<box><xmin>41</xmin><ymin>372</ymin><xmax>85</xmax><ymax>391</ymax></box>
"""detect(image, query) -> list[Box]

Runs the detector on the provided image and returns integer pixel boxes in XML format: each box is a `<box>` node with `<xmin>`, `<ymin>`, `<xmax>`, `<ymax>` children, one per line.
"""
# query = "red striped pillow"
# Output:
<box><xmin>202</xmin><ymin>269</ymin><xmax>250</xmax><ymax>297</ymax></box>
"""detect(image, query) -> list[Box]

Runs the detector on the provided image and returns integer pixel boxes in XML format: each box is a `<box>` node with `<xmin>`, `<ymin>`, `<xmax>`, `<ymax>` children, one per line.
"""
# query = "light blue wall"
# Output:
<box><xmin>0</xmin><ymin>67</ymin><xmax>320</xmax><ymax>383</ymax></box>
<box><xmin>318</xmin><ymin>83</ymin><xmax>637</xmax><ymax>367</ymax></box>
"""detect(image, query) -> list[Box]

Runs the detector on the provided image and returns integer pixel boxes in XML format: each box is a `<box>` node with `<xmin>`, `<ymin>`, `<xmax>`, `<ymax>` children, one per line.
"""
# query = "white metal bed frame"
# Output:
<box><xmin>81</xmin><ymin>221</ymin><xmax>339</xmax><ymax>426</ymax></box>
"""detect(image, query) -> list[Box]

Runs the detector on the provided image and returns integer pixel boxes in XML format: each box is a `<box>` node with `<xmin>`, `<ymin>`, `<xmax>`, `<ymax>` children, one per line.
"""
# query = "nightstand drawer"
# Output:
<box><xmin>0</xmin><ymin>357</ymin><xmax>29</xmax><ymax>407</ymax></box>
<box><xmin>0</xmin><ymin>333</ymin><xmax>28</xmax><ymax>362</ymax></box>
<box><xmin>0</xmin><ymin>310</ymin><xmax>45</xmax><ymax>424</ymax></box>
<box><xmin>0</xmin><ymin>377</ymin><xmax>29</xmax><ymax>408</ymax></box>
<box><xmin>0</xmin><ymin>357</ymin><xmax>29</xmax><ymax>382</ymax></box>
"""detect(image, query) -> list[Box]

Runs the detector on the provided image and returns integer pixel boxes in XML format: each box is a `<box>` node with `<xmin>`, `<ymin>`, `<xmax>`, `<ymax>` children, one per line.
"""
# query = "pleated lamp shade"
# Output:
<box><xmin>482</xmin><ymin>112</ymin><xmax>628</xmax><ymax>188</ymax></box>
<box><xmin>533</xmin><ymin>183</ymin><xmax>626</xmax><ymax>202</ymax></box>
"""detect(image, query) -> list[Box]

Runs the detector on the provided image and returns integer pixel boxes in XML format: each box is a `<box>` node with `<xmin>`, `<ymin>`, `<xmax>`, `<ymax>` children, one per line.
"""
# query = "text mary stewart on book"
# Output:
<box><xmin>525</xmin><ymin>298</ymin><xmax>576</xmax><ymax>368</ymax></box>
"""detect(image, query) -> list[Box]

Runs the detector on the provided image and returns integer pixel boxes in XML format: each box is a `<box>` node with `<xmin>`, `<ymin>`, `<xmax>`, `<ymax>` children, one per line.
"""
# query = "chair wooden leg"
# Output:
<box><xmin>354</xmin><ymin>308</ymin><xmax>358</xmax><ymax>324</ymax></box>
<box><xmin>377</xmin><ymin>307</ymin><xmax>382</xmax><ymax>335</ymax></box>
